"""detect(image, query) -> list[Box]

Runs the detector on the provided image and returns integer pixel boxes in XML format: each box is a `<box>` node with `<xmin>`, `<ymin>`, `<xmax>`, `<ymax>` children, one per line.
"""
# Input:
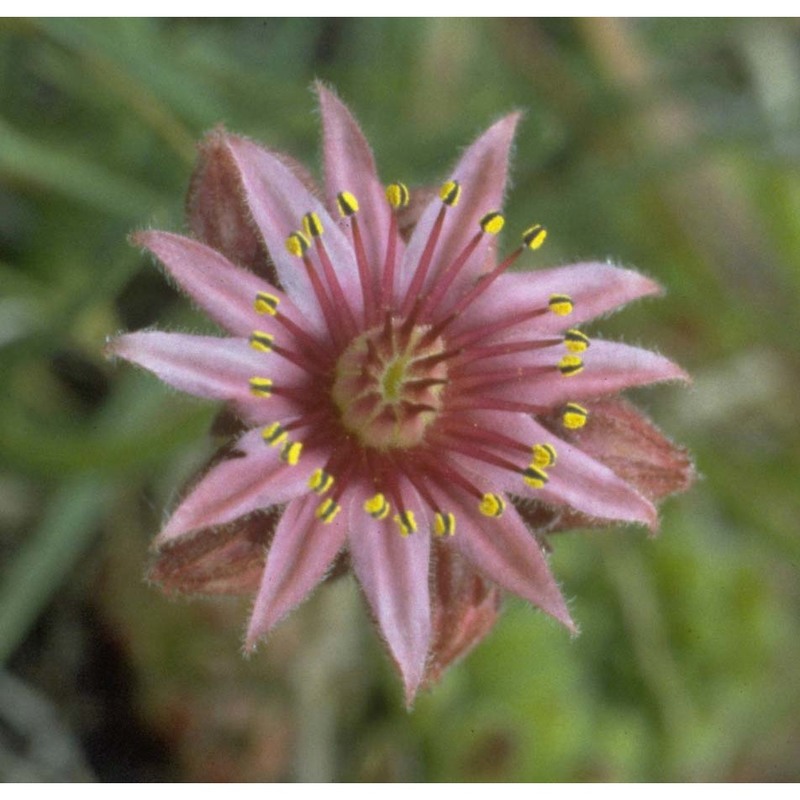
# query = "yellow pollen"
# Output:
<box><xmin>286</xmin><ymin>231</ymin><xmax>310</xmax><ymax>257</ymax></box>
<box><xmin>308</xmin><ymin>468</ymin><xmax>334</xmax><ymax>494</ymax></box>
<box><xmin>558</xmin><ymin>354</ymin><xmax>584</xmax><ymax>376</ymax></box>
<box><xmin>479</xmin><ymin>211</ymin><xmax>505</xmax><ymax>235</ymax></box>
<box><xmin>364</xmin><ymin>493</ymin><xmax>390</xmax><ymax>520</ymax></box>
<box><xmin>549</xmin><ymin>294</ymin><xmax>574</xmax><ymax>316</ymax></box>
<box><xmin>249</xmin><ymin>377</ymin><xmax>273</xmax><ymax>397</ymax></box>
<box><xmin>254</xmin><ymin>292</ymin><xmax>280</xmax><ymax>316</ymax></box>
<box><xmin>316</xmin><ymin>498</ymin><xmax>341</xmax><ymax>523</ymax></box>
<box><xmin>479</xmin><ymin>493</ymin><xmax>506</xmax><ymax>518</ymax></box>
<box><xmin>433</xmin><ymin>511</ymin><xmax>456</xmax><ymax>537</ymax></box>
<box><xmin>280</xmin><ymin>440</ymin><xmax>303</xmax><ymax>466</ymax></box>
<box><xmin>249</xmin><ymin>331</ymin><xmax>274</xmax><ymax>352</ymax></box>
<box><xmin>522</xmin><ymin>464</ymin><xmax>549</xmax><ymax>489</ymax></box>
<box><xmin>564</xmin><ymin>329</ymin><xmax>590</xmax><ymax>353</ymax></box>
<box><xmin>386</xmin><ymin>182</ymin><xmax>410</xmax><ymax>209</ymax></box>
<box><xmin>440</xmin><ymin>180</ymin><xmax>461</xmax><ymax>207</ymax></box>
<box><xmin>262</xmin><ymin>422</ymin><xmax>287</xmax><ymax>446</ymax></box>
<box><xmin>532</xmin><ymin>443</ymin><xmax>557</xmax><ymax>469</ymax></box>
<box><xmin>563</xmin><ymin>403</ymin><xmax>589</xmax><ymax>429</ymax></box>
<box><xmin>393</xmin><ymin>510</ymin><xmax>417</xmax><ymax>537</ymax></box>
<box><xmin>522</xmin><ymin>224</ymin><xmax>547</xmax><ymax>250</ymax></box>
<box><xmin>302</xmin><ymin>211</ymin><xmax>324</xmax><ymax>238</ymax></box>
<box><xmin>336</xmin><ymin>191</ymin><xmax>359</xmax><ymax>217</ymax></box>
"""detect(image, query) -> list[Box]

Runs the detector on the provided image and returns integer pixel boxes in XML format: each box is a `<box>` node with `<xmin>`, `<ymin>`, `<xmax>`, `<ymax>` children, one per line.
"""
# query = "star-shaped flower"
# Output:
<box><xmin>109</xmin><ymin>85</ymin><xmax>692</xmax><ymax>705</ymax></box>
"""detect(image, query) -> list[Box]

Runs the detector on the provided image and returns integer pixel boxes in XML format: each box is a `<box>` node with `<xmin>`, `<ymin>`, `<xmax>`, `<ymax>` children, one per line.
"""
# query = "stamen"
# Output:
<box><xmin>308</xmin><ymin>468</ymin><xmax>334</xmax><ymax>495</ymax></box>
<box><xmin>522</xmin><ymin>463</ymin><xmax>549</xmax><ymax>489</ymax></box>
<box><xmin>249</xmin><ymin>331</ymin><xmax>274</xmax><ymax>352</ymax></box>
<box><xmin>379</xmin><ymin>184</ymin><xmax>407</xmax><ymax>312</ymax></box>
<box><xmin>285</xmin><ymin>231</ymin><xmax>310</xmax><ymax>257</ymax></box>
<box><xmin>336</xmin><ymin>190</ymin><xmax>376</xmax><ymax>325</ymax></box>
<box><xmin>522</xmin><ymin>224</ymin><xmax>547</xmax><ymax>250</ymax></box>
<box><xmin>564</xmin><ymin>329</ymin><xmax>590</xmax><ymax>353</ymax></box>
<box><xmin>262</xmin><ymin>422</ymin><xmax>288</xmax><ymax>446</ymax></box>
<box><xmin>400</xmin><ymin>180</ymin><xmax>457</xmax><ymax>316</ymax></box>
<box><xmin>364</xmin><ymin>492</ymin><xmax>391</xmax><ymax>520</ymax></box>
<box><xmin>562</xmin><ymin>403</ymin><xmax>588</xmax><ymax>429</ymax></box>
<box><xmin>433</xmin><ymin>511</ymin><xmax>456</xmax><ymax>537</ymax></box>
<box><xmin>302</xmin><ymin>211</ymin><xmax>324</xmax><ymax>239</ymax></box>
<box><xmin>316</xmin><ymin>497</ymin><xmax>341</xmax><ymax>524</ymax></box>
<box><xmin>280</xmin><ymin>440</ymin><xmax>303</xmax><ymax>466</ymax></box>
<box><xmin>393</xmin><ymin>509</ymin><xmax>417</xmax><ymax>537</ymax></box>
<box><xmin>254</xmin><ymin>292</ymin><xmax>280</xmax><ymax>316</ymax></box>
<box><xmin>558</xmin><ymin>354</ymin><xmax>584</xmax><ymax>376</ymax></box>
<box><xmin>420</xmin><ymin>210</ymin><xmax>506</xmax><ymax>321</ymax></box>
<box><xmin>479</xmin><ymin>493</ymin><xmax>506</xmax><ymax>517</ymax></box>
<box><xmin>549</xmin><ymin>294</ymin><xmax>574</xmax><ymax>316</ymax></box>
<box><xmin>532</xmin><ymin>443</ymin><xmax>558</xmax><ymax>468</ymax></box>
<box><xmin>249</xmin><ymin>377</ymin><xmax>273</xmax><ymax>397</ymax></box>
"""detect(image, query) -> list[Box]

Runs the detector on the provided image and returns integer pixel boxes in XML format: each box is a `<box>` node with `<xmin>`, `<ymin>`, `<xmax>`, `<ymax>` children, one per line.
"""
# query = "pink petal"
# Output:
<box><xmin>317</xmin><ymin>83</ymin><xmax>400</xmax><ymax>286</ymax></box>
<box><xmin>427</xmin><ymin>482</ymin><xmax>575</xmax><ymax>632</ymax></box>
<box><xmin>348</xmin><ymin>481</ymin><xmax>432</xmax><ymax>706</ymax></box>
<box><xmin>224</xmin><ymin>135</ymin><xmax>362</xmax><ymax>322</ymax></box>
<box><xmin>398</xmin><ymin>113</ymin><xmax>520</xmax><ymax>300</ymax></box>
<box><xmin>452</xmin><ymin>412</ymin><xmax>658</xmax><ymax>529</ymax></box>
<box><xmin>457</xmin><ymin>341</ymin><xmax>688</xmax><ymax>406</ymax></box>
<box><xmin>132</xmin><ymin>230</ymin><xmax>320</xmax><ymax>338</ymax></box>
<box><xmin>450</xmin><ymin>262</ymin><xmax>662</xmax><ymax>339</ymax></box>
<box><xmin>107</xmin><ymin>331</ymin><xmax>304</xmax><ymax>423</ymax></box>
<box><xmin>158</xmin><ymin>428</ymin><xmax>325</xmax><ymax>545</ymax></box>
<box><xmin>246</xmin><ymin>493</ymin><xmax>349</xmax><ymax>648</ymax></box>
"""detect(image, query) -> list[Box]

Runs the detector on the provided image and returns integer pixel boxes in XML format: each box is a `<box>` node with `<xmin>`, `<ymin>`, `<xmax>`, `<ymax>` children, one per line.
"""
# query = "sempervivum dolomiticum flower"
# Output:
<box><xmin>109</xmin><ymin>85</ymin><xmax>691</xmax><ymax>704</ymax></box>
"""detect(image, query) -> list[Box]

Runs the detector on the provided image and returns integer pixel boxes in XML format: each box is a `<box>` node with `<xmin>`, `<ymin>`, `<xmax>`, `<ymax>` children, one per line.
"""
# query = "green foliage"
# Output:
<box><xmin>1</xmin><ymin>18</ymin><xmax>799</xmax><ymax>781</ymax></box>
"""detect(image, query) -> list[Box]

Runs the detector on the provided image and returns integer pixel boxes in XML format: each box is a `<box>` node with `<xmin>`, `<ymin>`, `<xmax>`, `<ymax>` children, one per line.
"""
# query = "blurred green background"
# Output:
<box><xmin>1</xmin><ymin>18</ymin><xmax>799</xmax><ymax>782</ymax></box>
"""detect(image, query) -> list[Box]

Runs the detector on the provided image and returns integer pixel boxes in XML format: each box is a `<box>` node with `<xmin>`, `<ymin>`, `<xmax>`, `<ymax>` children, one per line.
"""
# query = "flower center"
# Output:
<box><xmin>332</xmin><ymin>320</ymin><xmax>447</xmax><ymax>449</ymax></box>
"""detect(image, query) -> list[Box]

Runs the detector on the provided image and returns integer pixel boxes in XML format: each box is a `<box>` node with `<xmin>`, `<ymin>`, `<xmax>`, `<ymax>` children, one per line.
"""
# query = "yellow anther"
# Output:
<box><xmin>249</xmin><ymin>330</ymin><xmax>274</xmax><ymax>352</ymax></box>
<box><xmin>532</xmin><ymin>443</ymin><xmax>557</xmax><ymax>469</ymax></box>
<box><xmin>364</xmin><ymin>493</ymin><xmax>390</xmax><ymax>520</ymax></box>
<box><xmin>522</xmin><ymin>464</ymin><xmax>549</xmax><ymax>489</ymax></box>
<box><xmin>279</xmin><ymin>440</ymin><xmax>303</xmax><ymax>466</ymax></box>
<box><xmin>302</xmin><ymin>211</ymin><xmax>324</xmax><ymax>239</ymax></box>
<box><xmin>479</xmin><ymin>211</ymin><xmax>505</xmax><ymax>235</ymax></box>
<box><xmin>316</xmin><ymin>498</ymin><xmax>341</xmax><ymax>524</ymax></box>
<box><xmin>439</xmin><ymin>180</ymin><xmax>461</xmax><ymax>207</ymax></box>
<box><xmin>262</xmin><ymin>422</ymin><xmax>287</xmax><ymax>446</ymax></box>
<box><xmin>548</xmin><ymin>294</ymin><xmax>574</xmax><ymax>316</ymax></box>
<box><xmin>563</xmin><ymin>403</ymin><xmax>589</xmax><ymax>430</ymax></box>
<box><xmin>564</xmin><ymin>329</ymin><xmax>590</xmax><ymax>353</ymax></box>
<box><xmin>393</xmin><ymin>510</ymin><xmax>417</xmax><ymax>537</ymax></box>
<box><xmin>558</xmin><ymin>354</ymin><xmax>584</xmax><ymax>376</ymax></box>
<box><xmin>522</xmin><ymin>224</ymin><xmax>547</xmax><ymax>250</ymax></box>
<box><xmin>386</xmin><ymin>182</ymin><xmax>410</xmax><ymax>209</ymax></box>
<box><xmin>308</xmin><ymin>468</ymin><xmax>334</xmax><ymax>494</ymax></box>
<box><xmin>286</xmin><ymin>231</ymin><xmax>310</xmax><ymax>257</ymax></box>
<box><xmin>336</xmin><ymin>191</ymin><xmax>359</xmax><ymax>217</ymax></box>
<box><xmin>433</xmin><ymin>511</ymin><xmax>456</xmax><ymax>537</ymax></box>
<box><xmin>254</xmin><ymin>292</ymin><xmax>280</xmax><ymax>316</ymax></box>
<box><xmin>249</xmin><ymin>377</ymin><xmax>273</xmax><ymax>397</ymax></box>
<box><xmin>479</xmin><ymin>493</ymin><xmax>506</xmax><ymax>518</ymax></box>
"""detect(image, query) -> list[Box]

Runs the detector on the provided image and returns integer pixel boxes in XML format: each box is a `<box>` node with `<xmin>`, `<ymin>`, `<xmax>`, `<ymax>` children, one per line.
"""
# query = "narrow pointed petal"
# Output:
<box><xmin>225</xmin><ymin>135</ymin><xmax>362</xmax><ymax>321</ymax></box>
<box><xmin>451</xmin><ymin>262</ymin><xmax>662</xmax><ymax>340</ymax></box>
<box><xmin>107</xmin><ymin>331</ymin><xmax>304</xmax><ymax>423</ymax></box>
<box><xmin>461</xmin><ymin>341</ymin><xmax>688</xmax><ymax>406</ymax></box>
<box><xmin>317</xmin><ymin>83</ymin><xmax>399</xmax><ymax>281</ymax></box>
<box><xmin>428</xmin><ymin>482</ymin><xmax>574</xmax><ymax>632</ymax></box>
<box><xmin>158</xmin><ymin>428</ymin><xmax>325</xmax><ymax>545</ymax></box>
<box><xmin>246</xmin><ymin>493</ymin><xmax>349</xmax><ymax>648</ymax></box>
<box><xmin>348</xmin><ymin>483</ymin><xmax>431</xmax><ymax>705</ymax></box>
<box><xmin>398</xmin><ymin>113</ymin><xmax>520</xmax><ymax>298</ymax></box>
<box><xmin>132</xmin><ymin>231</ymin><xmax>318</xmax><ymax>338</ymax></box>
<box><xmin>453</xmin><ymin>413</ymin><xmax>658</xmax><ymax>528</ymax></box>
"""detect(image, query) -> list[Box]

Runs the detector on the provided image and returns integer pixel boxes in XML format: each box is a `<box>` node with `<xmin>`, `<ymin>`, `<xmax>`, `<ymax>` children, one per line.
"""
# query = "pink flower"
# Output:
<box><xmin>109</xmin><ymin>85</ymin><xmax>692</xmax><ymax>704</ymax></box>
